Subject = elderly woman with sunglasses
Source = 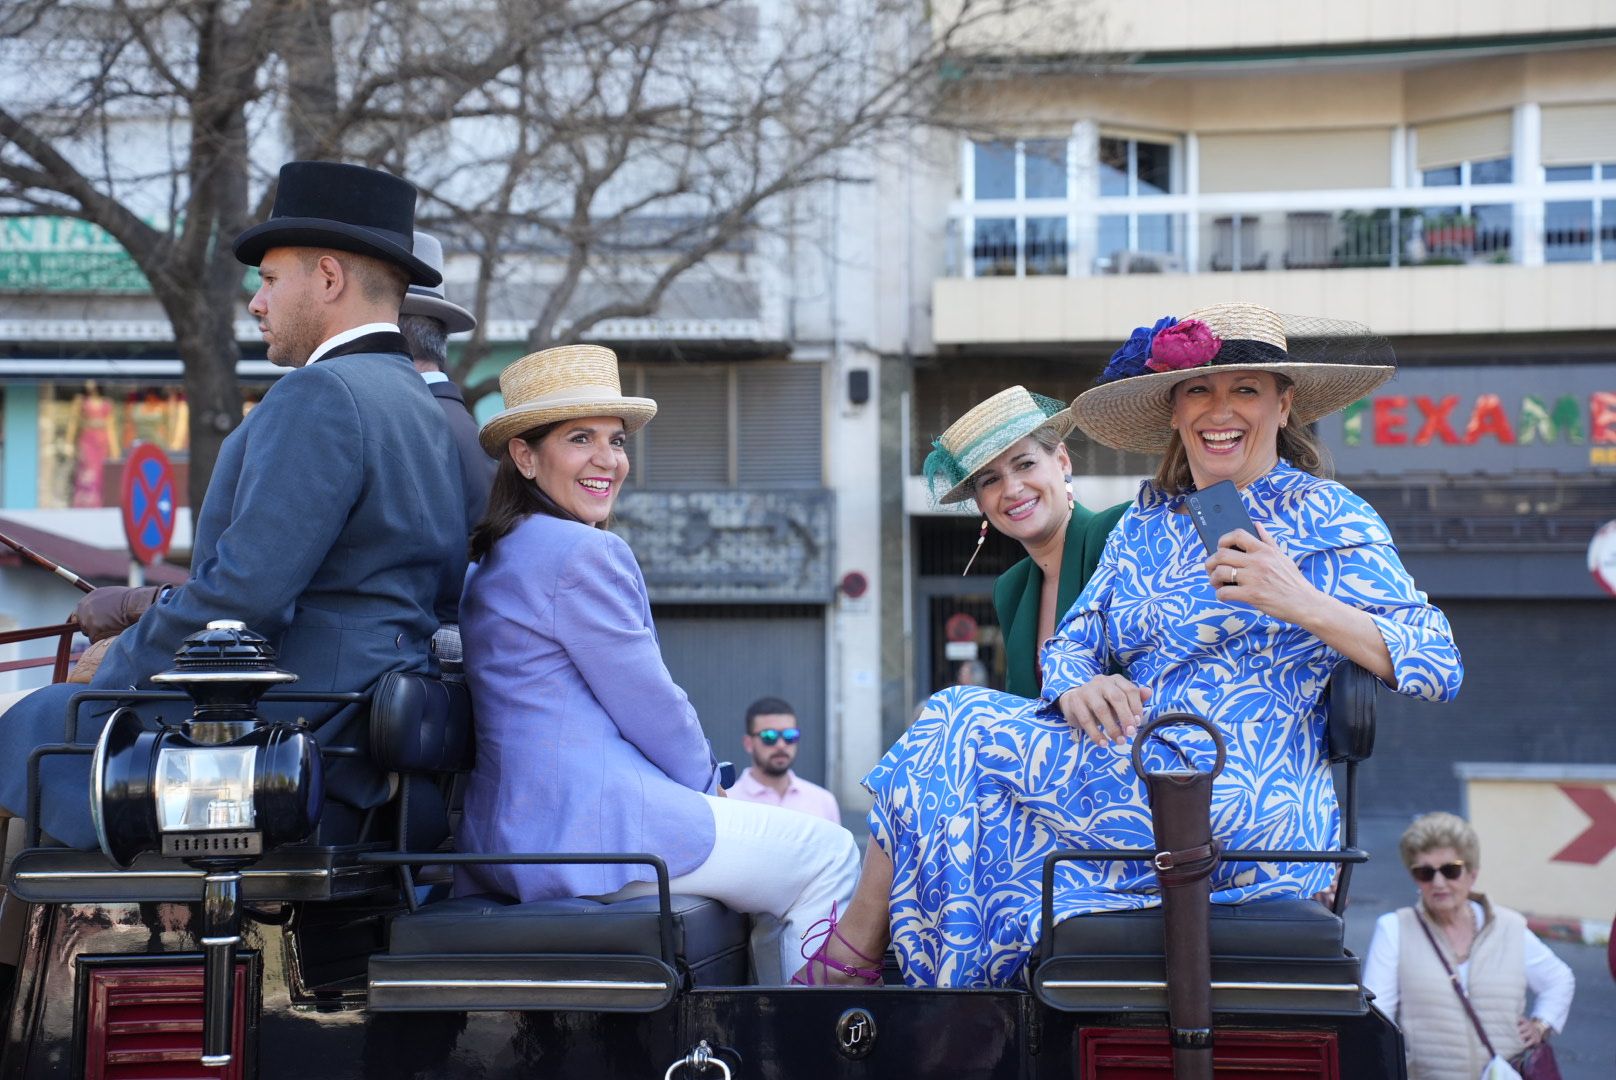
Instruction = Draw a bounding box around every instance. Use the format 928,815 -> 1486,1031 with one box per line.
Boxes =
1364,812 -> 1574,1080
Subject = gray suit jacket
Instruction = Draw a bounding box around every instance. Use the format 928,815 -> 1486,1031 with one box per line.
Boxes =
1,333 -> 465,847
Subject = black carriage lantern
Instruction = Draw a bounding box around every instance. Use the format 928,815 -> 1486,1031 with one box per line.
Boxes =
90,619 -> 322,1067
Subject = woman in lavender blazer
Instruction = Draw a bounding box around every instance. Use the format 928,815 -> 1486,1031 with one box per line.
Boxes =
456,345 -> 863,984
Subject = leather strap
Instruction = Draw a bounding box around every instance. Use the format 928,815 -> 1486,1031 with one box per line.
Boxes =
1414,911 -> 1498,1058
1152,839 -> 1223,887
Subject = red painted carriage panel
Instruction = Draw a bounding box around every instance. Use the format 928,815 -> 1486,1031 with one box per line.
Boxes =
1080,1026 -> 1338,1079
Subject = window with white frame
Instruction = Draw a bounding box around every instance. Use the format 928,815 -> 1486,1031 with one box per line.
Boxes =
1415,155 -> 1514,261
965,138 -> 1070,277
1096,133 -> 1179,271
1544,162 -> 1616,263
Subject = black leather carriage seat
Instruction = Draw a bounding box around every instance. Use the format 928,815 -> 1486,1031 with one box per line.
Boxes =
371,893 -> 748,1012
363,670 -> 751,1013
1032,662 -> 1380,1018
1033,898 -> 1362,1016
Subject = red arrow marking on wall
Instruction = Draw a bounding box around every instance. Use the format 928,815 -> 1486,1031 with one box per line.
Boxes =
1549,786 -> 1616,865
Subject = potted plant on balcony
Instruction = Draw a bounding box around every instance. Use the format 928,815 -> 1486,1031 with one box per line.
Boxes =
1332,210 -> 1393,268
1421,211 -> 1475,253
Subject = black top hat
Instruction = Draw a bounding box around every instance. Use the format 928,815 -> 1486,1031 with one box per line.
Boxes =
232,161 -> 440,287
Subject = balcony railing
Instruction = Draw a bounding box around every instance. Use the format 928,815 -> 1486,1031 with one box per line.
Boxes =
945,185 -> 1616,278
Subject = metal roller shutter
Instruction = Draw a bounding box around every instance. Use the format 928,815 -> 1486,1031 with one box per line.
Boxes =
1415,112 -> 1511,171
737,363 -> 822,488
1359,599 -> 1616,815
1541,102 -> 1616,166
641,367 -> 729,487
652,604 -> 830,786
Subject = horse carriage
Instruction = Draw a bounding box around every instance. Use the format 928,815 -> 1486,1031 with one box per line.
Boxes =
0,607 -> 1406,1079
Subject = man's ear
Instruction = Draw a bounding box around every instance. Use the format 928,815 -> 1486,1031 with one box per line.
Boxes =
315,253 -> 347,301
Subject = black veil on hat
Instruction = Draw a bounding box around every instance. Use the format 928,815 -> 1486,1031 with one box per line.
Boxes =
1072,302 -> 1398,454
233,161 -> 440,287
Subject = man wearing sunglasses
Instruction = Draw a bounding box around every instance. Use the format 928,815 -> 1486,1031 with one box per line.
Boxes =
728,697 -> 841,824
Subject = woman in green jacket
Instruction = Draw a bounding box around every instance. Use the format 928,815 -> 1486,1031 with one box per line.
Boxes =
923,386 -> 1127,695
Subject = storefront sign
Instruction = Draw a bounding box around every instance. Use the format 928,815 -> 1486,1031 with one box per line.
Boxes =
1316,364 -> 1616,474
0,216 -> 150,292
613,489 -> 833,603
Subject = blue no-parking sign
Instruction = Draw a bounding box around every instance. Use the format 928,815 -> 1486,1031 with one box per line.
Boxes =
120,442 -> 176,565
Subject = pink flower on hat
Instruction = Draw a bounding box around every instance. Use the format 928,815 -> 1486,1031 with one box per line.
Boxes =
1146,319 -> 1221,372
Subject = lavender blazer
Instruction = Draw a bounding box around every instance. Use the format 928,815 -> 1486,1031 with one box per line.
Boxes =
456,513 -> 720,900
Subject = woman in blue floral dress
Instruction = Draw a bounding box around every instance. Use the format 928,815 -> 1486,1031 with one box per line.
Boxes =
797,302 -> 1464,988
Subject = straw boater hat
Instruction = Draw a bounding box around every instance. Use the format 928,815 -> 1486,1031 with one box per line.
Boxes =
477,344 -> 657,456
922,385 -> 1078,508
399,231 -> 476,334
1071,302 -> 1396,454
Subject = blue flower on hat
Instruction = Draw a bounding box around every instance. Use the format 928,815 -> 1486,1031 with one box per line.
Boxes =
1098,316 -> 1178,384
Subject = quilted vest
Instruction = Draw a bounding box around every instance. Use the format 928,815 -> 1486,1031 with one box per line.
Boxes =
1396,897 -> 1526,1080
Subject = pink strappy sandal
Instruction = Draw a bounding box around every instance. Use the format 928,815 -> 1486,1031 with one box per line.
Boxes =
790,902 -> 883,986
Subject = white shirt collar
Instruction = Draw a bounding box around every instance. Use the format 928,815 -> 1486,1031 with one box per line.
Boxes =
308,322 -> 400,365
419,370 -> 449,385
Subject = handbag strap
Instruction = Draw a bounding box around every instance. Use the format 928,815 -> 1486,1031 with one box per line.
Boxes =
1414,911 -> 1498,1058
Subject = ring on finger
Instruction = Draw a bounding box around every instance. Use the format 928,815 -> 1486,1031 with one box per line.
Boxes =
1230,567 -> 1238,585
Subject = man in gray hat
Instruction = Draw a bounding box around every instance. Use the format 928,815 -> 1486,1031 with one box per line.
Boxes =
400,231 -> 496,552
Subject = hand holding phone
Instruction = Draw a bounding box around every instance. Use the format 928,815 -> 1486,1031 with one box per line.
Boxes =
1186,480 -> 1257,555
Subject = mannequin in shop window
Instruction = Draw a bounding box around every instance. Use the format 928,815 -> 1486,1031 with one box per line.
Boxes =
64,380 -> 120,508
123,388 -> 172,454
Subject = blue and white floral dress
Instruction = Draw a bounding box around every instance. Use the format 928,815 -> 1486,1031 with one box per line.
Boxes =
865,462 -> 1463,987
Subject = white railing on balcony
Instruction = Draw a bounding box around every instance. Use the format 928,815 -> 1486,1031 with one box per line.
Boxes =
945,179 -> 1616,278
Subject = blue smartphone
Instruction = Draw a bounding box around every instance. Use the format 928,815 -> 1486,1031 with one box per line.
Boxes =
1186,480 -> 1256,555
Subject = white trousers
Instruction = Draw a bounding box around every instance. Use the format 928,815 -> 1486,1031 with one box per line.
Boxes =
598,794 -> 861,984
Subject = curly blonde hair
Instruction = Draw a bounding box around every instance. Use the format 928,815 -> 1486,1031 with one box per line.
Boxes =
1398,811 -> 1480,870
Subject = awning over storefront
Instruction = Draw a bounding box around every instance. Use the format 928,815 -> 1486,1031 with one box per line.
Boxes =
0,359 -> 283,383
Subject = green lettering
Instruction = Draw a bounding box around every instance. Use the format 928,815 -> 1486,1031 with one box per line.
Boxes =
1519,395 -> 1585,444
1340,398 -> 1368,447
0,218 -> 36,248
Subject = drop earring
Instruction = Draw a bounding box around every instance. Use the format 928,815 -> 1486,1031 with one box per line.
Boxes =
962,517 -> 989,576
1064,473 -> 1075,512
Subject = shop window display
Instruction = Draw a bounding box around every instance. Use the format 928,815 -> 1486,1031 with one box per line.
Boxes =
33,382 -> 256,509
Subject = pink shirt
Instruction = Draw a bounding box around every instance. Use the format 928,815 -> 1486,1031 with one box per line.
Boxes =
729,768 -> 841,824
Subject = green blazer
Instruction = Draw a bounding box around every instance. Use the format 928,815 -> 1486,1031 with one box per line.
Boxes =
992,501 -> 1129,699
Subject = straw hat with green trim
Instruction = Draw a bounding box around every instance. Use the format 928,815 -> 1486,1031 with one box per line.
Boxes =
923,386 -> 1078,508
1070,302 -> 1396,454
478,344 -> 657,456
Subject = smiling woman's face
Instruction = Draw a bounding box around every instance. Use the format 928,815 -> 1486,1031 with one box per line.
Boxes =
1170,370 -> 1293,490
511,416 -> 629,526
969,436 -> 1071,550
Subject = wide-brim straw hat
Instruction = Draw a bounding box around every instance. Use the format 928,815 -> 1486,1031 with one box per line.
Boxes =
1071,302 -> 1396,454
922,386 -> 1078,508
399,231 -> 476,333
478,344 -> 657,456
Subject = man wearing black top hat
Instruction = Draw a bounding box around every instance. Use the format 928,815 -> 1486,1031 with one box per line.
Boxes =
0,162 -> 465,852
